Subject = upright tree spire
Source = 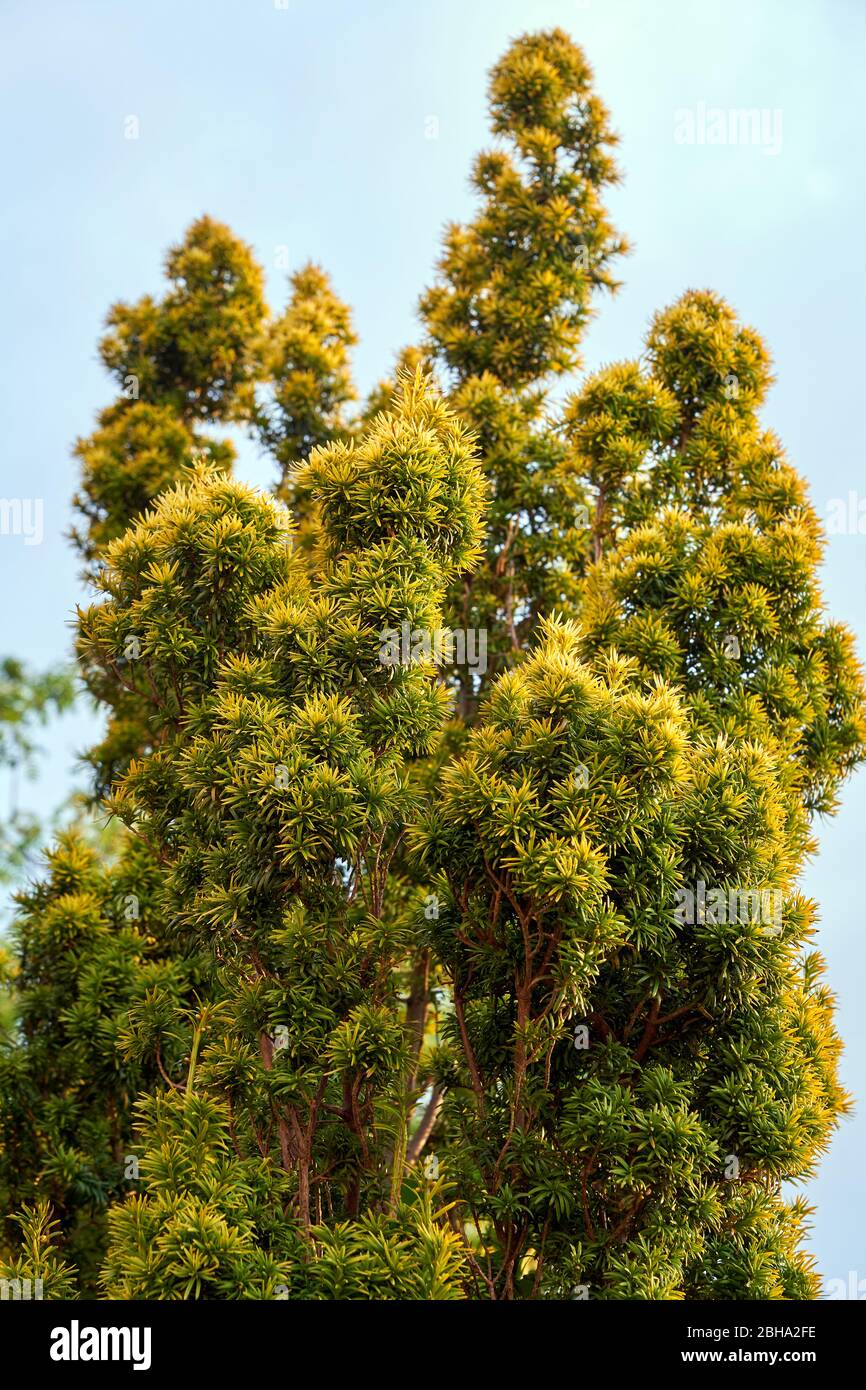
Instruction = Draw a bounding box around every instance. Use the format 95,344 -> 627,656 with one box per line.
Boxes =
98,215 -> 267,425
565,290 -> 866,814
254,262 -> 357,493
421,28 -> 627,389
71,216 -> 268,570
415,30 -> 629,707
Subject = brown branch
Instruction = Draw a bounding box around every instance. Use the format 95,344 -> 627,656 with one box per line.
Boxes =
657,999 -> 709,1027
581,1149 -> 599,1242
259,1031 -> 296,1170
453,988 -> 486,1113
155,1045 -> 183,1091
592,484 -> 607,564
607,1193 -> 648,1246
623,992 -> 652,1042
632,996 -> 661,1065
494,518 -> 519,578
405,949 -> 431,1088
588,1011 -> 613,1043
531,1214 -> 553,1299
406,1086 -> 444,1167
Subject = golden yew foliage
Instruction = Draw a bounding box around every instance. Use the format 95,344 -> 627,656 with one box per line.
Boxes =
1,31 -> 864,1303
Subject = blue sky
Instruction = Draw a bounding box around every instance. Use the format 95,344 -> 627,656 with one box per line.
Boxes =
1,0 -> 864,1291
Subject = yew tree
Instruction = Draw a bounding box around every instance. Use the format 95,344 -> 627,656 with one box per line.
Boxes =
1,28 -> 863,1302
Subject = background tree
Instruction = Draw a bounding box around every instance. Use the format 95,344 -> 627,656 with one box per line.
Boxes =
0,658 -> 76,887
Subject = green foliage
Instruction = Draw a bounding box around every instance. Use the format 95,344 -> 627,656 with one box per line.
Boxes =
566,290 -> 866,814
0,657 -> 76,885
255,263 -> 357,488
411,617 -> 845,1297
420,28 -> 627,388
0,1201 -> 77,1300
71,216 -> 269,569
69,216 -> 269,801
73,374 -> 486,1296
415,28 -> 629,704
71,402 -> 234,565
98,215 -> 267,425
0,832 -> 194,1291
99,1092 -> 466,1300
1,29 -> 863,1305
75,464 -> 295,799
